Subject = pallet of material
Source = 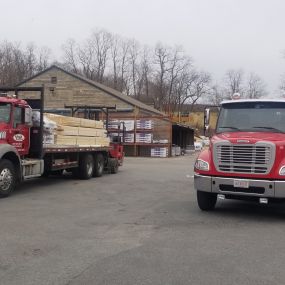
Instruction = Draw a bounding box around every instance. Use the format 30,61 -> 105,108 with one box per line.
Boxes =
45,113 -> 104,129
43,113 -> 108,146
56,127 -> 107,137
78,127 -> 107,137
54,135 -> 110,147
45,113 -> 81,127
56,126 -> 79,136
55,135 -> 77,145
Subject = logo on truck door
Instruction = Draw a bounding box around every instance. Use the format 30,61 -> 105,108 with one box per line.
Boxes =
13,134 -> 25,142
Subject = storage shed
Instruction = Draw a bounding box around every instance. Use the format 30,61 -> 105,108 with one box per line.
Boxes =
17,65 -> 172,157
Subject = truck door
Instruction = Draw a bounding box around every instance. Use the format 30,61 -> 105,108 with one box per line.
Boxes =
8,105 -> 30,156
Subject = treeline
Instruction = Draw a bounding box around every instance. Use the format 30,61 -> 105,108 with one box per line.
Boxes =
0,42 -> 51,86
61,29 -> 212,113
0,28 -> 274,113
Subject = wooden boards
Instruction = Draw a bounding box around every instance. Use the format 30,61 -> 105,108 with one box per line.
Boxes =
45,114 -> 104,129
55,135 -> 110,146
44,113 -> 109,147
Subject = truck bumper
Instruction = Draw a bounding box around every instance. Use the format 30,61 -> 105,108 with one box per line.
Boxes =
194,174 -> 285,198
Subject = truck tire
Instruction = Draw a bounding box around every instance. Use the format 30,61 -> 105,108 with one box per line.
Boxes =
78,154 -> 94,180
93,153 -> 104,177
110,159 -> 118,174
0,159 -> 16,198
197,190 -> 217,211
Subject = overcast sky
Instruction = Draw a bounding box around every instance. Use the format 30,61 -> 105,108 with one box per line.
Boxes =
1,0 -> 285,94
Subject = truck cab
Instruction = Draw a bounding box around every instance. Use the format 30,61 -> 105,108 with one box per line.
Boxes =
0,96 -> 32,157
194,99 -> 285,210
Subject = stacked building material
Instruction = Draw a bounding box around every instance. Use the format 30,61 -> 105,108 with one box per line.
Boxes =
151,147 -> 168,157
124,133 -> 135,143
136,119 -> 153,130
107,119 -> 134,131
43,113 -> 109,147
136,133 -> 153,143
32,111 -> 57,144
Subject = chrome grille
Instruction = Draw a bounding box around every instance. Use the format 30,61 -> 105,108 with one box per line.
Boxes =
213,142 -> 275,174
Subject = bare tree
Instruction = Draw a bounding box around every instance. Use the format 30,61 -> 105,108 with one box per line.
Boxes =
90,29 -> 112,83
153,43 -> 171,110
224,69 -> 244,97
188,72 -> 212,110
0,41 -> 51,86
62,39 -> 79,73
77,39 -> 96,80
166,47 -> 191,113
140,46 -> 152,99
36,46 -> 51,72
128,40 -> 140,98
246,72 -> 267,98
208,84 -> 226,105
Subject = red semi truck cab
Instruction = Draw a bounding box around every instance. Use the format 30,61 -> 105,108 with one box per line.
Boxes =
194,99 -> 285,210
0,97 -> 32,156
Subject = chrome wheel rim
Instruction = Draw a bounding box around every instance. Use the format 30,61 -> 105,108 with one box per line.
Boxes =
98,159 -> 104,173
0,168 -> 12,191
87,160 -> 93,176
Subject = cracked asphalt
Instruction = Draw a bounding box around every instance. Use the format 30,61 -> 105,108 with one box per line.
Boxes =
1,156 -> 285,285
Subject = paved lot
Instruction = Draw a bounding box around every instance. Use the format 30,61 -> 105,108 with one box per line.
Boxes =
1,156 -> 285,284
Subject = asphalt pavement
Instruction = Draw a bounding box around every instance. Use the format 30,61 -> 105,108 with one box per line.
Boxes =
0,156 -> 285,285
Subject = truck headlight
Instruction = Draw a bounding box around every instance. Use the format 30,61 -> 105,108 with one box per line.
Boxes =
279,166 -> 285,175
194,159 -> 209,171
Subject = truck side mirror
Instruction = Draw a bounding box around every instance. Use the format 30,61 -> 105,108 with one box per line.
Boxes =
25,107 -> 33,126
204,108 -> 210,136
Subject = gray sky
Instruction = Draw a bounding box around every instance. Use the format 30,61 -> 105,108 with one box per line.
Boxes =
1,0 -> 285,94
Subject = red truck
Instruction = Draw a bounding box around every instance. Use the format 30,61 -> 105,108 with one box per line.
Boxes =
0,87 -> 124,197
194,98 -> 285,210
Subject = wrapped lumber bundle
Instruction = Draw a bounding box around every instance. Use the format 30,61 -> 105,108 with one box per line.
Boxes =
32,111 -> 57,144
43,113 -> 109,147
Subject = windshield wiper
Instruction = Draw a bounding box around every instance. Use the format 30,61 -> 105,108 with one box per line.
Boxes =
252,126 -> 285,133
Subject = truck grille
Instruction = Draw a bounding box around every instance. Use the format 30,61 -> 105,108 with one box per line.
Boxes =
213,142 -> 275,174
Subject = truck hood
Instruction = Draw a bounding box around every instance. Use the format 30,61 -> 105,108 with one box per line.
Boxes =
213,132 -> 285,143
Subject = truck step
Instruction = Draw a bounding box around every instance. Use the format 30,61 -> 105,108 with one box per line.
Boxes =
22,159 -> 41,166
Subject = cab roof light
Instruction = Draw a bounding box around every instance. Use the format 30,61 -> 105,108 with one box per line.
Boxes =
232,92 -> 241,100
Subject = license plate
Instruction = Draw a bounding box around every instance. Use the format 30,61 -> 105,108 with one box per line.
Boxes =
234,179 -> 249,188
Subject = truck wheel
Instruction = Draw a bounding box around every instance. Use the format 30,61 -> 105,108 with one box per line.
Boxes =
110,159 -> 118,174
78,154 -> 94,180
93,153 -> 104,177
52,170 -> 64,176
0,159 -> 16,198
197,190 -> 217,211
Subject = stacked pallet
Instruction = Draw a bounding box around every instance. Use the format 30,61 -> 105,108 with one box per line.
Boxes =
107,119 -> 134,131
136,133 -> 153,143
44,114 -> 110,147
136,119 -> 153,130
151,147 -> 168,157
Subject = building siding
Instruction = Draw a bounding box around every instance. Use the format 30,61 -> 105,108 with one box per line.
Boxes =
18,67 -> 133,110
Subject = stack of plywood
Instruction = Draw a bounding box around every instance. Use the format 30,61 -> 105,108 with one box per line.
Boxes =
44,113 -> 109,147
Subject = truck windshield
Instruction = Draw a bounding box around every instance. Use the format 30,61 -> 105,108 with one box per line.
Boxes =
0,103 -> 11,123
216,102 -> 285,133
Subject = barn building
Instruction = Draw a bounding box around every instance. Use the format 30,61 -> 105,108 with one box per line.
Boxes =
16,65 -> 178,157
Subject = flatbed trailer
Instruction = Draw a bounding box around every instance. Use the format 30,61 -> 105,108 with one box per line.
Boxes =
0,87 -> 122,197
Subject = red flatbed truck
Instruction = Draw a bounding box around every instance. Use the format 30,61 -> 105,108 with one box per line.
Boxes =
194,97 -> 285,210
0,87 -> 123,197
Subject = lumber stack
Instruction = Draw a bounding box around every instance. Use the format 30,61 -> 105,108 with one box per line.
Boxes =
44,113 -> 110,147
